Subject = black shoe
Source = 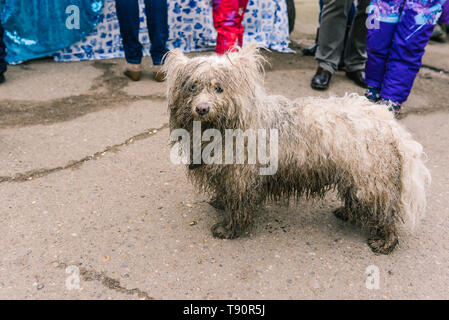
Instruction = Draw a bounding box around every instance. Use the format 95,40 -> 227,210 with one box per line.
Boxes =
0,73 -> 5,84
302,43 -> 317,56
311,67 -> 332,90
346,70 -> 367,88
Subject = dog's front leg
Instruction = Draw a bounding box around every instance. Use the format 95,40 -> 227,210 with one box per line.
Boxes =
211,189 -> 263,239
211,207 -> 255,239
208,196 -> 226,211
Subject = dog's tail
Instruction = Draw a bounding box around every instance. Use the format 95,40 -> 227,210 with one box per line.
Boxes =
391,123 -> 431,229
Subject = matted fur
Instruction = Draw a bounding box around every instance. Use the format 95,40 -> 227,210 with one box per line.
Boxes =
163,45 -> 431,254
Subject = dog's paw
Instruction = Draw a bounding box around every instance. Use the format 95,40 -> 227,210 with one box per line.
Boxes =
333,207 -> 349,222
211,222 -> 235,239
367,236 -> 398,255
208,197 -> 225,211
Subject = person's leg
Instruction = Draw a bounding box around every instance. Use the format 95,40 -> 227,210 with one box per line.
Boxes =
343,0 -> 370,73
115,0 -> 143,65
338,0 -> 359,71
348,1 -> 356,23
380,0 -> 442,106
0,22 -> 7,77
144,0 -> 168,66
364,0 -> 402,100
319,0 -> 324,22
302,0 -> 322,56
212,0 -> 249,55
236,0 -> 249,48
315,0 -> 352,73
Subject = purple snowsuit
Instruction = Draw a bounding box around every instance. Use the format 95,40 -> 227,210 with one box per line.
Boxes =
366,0 -> 447,104
440,0 -> 449,23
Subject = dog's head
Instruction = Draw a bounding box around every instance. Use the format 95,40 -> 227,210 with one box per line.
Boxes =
163,45 -> 265,131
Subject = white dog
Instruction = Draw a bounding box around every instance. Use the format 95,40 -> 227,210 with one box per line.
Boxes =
163,45 -> 431,254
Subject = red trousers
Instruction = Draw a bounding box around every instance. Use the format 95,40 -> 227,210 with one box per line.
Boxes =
212,0 -> 249,54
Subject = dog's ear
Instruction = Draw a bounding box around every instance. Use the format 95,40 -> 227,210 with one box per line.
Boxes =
162,50 -> 188,84
226,44 -> 266,90
226,44 -> 266,95
227,44 -> 265,75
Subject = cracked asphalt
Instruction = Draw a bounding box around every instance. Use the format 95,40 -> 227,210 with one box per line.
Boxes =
1,1 -> 448,299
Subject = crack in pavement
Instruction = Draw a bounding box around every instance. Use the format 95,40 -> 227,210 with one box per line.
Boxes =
0,124 -> 168,184
55,262 -> 154,300
422,64 -> 449,74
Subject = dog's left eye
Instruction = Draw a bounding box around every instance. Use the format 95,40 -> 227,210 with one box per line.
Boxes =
189,84 -> 196,92
215,85 -> 223,93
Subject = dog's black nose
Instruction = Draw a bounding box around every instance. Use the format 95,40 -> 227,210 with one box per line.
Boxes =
195,103 -> 210,116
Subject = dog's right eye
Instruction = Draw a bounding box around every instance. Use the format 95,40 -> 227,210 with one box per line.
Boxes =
189,84 -> 196,92
215,85 -> 223,94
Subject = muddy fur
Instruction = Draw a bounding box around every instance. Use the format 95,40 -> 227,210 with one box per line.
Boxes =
163,45 -> 431,255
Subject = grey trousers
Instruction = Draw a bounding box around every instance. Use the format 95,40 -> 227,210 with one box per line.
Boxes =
315,0 -> 369,74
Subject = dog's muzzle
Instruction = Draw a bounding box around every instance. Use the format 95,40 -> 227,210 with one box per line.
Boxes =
195,103 -> 210,117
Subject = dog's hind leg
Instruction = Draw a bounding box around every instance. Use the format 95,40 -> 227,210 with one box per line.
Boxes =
367,221 -> 399,255
366,205 -> 399,254
333,187 -> 359,223
336,204 -> 399,254
333,206 -> 350,222
336,186 -> 399,254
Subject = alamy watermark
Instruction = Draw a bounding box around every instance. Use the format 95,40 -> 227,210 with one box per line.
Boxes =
65,265 -> 81,290
170,121 -> 279,175
365,265 -> 380,290
66,5 -> 80,30
366,5 -> 380,30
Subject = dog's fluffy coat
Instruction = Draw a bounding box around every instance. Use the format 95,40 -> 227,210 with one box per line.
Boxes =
163,46 -> 431,254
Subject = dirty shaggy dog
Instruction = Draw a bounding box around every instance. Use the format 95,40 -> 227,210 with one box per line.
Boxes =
163,45 -> 431,254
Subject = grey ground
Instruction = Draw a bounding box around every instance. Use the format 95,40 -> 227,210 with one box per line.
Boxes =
0,0 -> 448,299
